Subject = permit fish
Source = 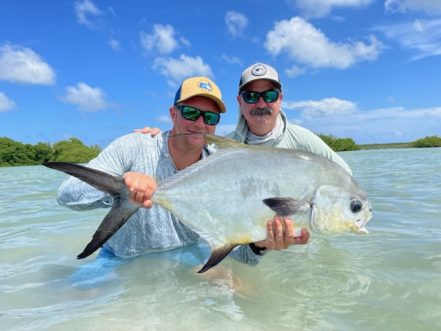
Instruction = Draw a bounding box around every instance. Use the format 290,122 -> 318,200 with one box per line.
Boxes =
44,134 -> 372,273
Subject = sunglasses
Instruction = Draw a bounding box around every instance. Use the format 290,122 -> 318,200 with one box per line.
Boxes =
240,89 -> 280,104
175,105 -> 220,126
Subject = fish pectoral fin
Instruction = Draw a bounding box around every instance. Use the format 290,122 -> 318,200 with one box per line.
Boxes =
197,243 -> 238,274
263,197 -> 310,216
77,197 -> 140,259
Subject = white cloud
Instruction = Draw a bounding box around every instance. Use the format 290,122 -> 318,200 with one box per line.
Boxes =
285,65 -> 307,77
385,0 -> 441,15
225,11 -> 248,38
376,18 -> 441,60
285,101 -> 441,143
221,54 -> 242,66
109,38 -> 121,51
288,0 -> 374,18
0,44 -> 56,85
74,0 -> 102,27
157,115 -> 172,124
140,24 -> 189,55
0,92 -> 15,112
153,54 -> 213,86
284,97 -> 357,117
62,82 -> 109,111
265,17 -> 383,69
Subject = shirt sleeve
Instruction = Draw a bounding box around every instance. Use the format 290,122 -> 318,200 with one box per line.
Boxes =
284,125 -> 353,175
229,244 -> 265,266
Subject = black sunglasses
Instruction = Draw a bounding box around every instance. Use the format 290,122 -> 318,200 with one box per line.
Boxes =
240,89 -> 280,104
175,105 -> 220,125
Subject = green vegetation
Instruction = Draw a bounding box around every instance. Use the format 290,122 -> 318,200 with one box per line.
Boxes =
318,134 -> 359,151
1,134 -> 440,167
359,136 -> 441,150
357,142 -> 411,150
316,134 -> 441,151
0,137 -> 100,167
51,138 -> 101,162
411,136 -> 441,148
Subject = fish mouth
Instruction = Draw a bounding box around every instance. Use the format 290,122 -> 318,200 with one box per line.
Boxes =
354,219 -> 369,234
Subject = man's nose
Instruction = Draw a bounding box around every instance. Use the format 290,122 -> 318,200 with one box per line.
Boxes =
194,114 -> 206,126
255,95 -> 267,107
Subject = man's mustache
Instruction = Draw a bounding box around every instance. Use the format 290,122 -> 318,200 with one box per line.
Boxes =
250,107 -> 273,116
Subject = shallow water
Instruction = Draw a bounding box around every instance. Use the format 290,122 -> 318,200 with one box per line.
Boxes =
1,148 -> 440,330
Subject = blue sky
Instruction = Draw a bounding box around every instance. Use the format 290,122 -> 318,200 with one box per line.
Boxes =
1,0 -> 440,146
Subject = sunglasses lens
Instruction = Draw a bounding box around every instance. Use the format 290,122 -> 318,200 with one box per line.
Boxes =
181,106 -> 201,121
241,90 -> 279,103
204,112 -> 220,125
262,90 -> 279,102
242,91 -> 260,103
180,105 -> 219,125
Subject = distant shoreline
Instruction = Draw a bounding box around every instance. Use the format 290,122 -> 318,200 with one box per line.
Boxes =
1,135 -> 440,167
356,142 -> 414,150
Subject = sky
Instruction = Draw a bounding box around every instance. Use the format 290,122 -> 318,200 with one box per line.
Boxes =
0,0 -> 440,147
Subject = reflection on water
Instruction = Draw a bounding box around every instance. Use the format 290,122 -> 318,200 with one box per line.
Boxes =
1,148 -> 441,330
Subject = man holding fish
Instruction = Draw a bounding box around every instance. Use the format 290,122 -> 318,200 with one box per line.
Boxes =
56,75 -> 309,269
134,63 -> 353,257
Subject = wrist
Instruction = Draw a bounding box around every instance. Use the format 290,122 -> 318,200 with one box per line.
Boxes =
249,243 -> 267,256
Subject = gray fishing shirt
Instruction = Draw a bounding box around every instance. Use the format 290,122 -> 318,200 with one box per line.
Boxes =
57,131 -> 261,266
227,110 -> 352,174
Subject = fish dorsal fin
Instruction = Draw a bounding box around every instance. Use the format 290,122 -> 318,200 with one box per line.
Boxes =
204,134 -> 249,150
156,135 -> 247,192
263,197 -> 311,216
198,243 -> 238,273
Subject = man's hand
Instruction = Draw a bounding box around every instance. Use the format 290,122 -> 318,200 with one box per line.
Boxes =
122,172 -> 157,208
254,215 -> 310,250
134,126 -> 162,136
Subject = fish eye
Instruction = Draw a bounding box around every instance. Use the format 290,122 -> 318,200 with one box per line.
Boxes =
350,199 -> 363,213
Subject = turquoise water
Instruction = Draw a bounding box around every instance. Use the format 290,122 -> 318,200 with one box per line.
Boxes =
1,148 -> 440,330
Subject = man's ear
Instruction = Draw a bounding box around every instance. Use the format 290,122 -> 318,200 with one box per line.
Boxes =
170,106 -> 177,124
237,95 -> 244,113
237,94 -> 243,105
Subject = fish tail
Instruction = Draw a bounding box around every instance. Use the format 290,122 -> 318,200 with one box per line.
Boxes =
198,243 -> 238,273
44,162 -> 127,195
44,162 -> 139,259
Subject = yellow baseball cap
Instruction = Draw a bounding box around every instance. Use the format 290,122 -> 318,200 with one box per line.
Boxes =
174,76 -> 226,113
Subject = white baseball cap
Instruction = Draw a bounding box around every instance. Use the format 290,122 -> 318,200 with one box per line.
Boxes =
238,63 -> 282,91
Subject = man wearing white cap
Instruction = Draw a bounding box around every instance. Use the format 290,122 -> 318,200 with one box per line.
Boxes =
221,63 -> 351,256
230,62 -> 351,173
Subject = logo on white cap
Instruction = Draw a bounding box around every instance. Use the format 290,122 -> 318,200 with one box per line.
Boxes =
251,64 -> 267,76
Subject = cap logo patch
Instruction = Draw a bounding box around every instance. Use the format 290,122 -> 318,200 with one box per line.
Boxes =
198,81 -> 213,91
251,64 -> 267,76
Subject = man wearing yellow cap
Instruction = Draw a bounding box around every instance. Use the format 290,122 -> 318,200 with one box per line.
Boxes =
137,64 -> 353,257
57,76 -> 307,267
